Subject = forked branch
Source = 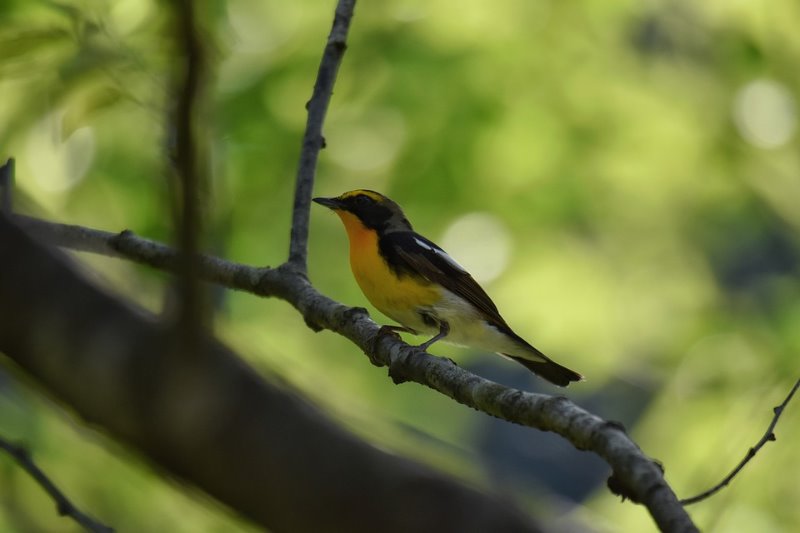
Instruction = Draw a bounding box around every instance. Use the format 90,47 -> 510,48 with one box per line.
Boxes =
11,213 -> 698,533
0,0 -> 707,530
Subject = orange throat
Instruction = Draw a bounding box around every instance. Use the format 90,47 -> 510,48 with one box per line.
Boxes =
334,210 -> 386,303
333,209 -> 440,325
335,210 -> 377,256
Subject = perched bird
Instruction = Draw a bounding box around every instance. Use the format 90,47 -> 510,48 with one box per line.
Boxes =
313,189 -> 582,387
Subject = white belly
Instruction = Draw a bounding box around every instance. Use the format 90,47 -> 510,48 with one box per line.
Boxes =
397,289 -> 533,357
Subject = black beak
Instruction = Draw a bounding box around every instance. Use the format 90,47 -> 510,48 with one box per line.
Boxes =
312,196 -> 343,210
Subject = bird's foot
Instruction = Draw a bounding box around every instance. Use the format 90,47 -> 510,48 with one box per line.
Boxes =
368,325 -> 412,366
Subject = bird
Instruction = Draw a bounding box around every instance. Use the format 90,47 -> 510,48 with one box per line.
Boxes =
313,189 -> 583,387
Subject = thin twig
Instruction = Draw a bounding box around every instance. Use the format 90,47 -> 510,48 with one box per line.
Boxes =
681,377 -> 800,506
0,158 -> 13,213
0,437 -> 114,533
287,0 -> 357,271
13,216 -> 265,288
11,214 -> 698,533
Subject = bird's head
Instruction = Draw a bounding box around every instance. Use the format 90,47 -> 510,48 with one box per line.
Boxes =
313,189 -> 412,233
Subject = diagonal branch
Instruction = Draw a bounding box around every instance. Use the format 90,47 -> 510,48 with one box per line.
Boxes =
0,214 -> 540,533
12,214 -> 698,533
680,377 -> 800,506
287,0 -> 357,271
0,437 -> 114,533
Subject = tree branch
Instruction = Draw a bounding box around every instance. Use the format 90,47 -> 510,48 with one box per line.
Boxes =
11,213 -> 699,533
680,377 -> 800,506
172,0 -> 210,342
0,436 -> 114,533
287,0 -> 356,271
0,214 -> 540,532
1,3 -> 699,529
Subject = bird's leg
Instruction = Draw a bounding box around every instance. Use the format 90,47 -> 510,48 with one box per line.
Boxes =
418,321 -> 450,351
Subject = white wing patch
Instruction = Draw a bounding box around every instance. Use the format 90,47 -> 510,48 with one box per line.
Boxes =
413,237 -> 433,251
434,247 -> 466,272
413,237 -> 466,272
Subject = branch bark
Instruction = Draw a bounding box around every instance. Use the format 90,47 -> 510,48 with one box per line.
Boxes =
0,214 -> 540,533
11,213 -> 699,533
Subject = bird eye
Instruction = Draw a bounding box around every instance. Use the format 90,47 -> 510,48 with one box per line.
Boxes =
354,194 -> 373,207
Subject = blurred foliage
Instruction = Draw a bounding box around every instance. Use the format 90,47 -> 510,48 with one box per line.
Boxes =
1,0 -> 799,531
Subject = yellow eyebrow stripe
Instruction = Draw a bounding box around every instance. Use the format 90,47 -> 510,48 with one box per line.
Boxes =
338,189 -> 384,202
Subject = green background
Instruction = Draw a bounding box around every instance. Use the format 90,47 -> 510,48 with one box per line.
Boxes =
1,0 -> 799,531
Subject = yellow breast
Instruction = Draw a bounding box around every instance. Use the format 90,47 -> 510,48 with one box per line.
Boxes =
335,211 -> 440,322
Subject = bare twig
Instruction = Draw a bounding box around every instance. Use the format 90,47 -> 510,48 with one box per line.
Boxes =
0,158 -> 13,213
681,377 -> 800,506
14,216 -> 265,288
287,0 -> 357,271
11,214 -> 698,533
0,437 -> 113,533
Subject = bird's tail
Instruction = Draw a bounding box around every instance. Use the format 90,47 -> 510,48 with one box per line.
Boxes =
502,354 -> 583,387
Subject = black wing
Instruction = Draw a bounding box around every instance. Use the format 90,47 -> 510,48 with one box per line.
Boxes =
381,232 -> 584,386
379,232 -> 512,332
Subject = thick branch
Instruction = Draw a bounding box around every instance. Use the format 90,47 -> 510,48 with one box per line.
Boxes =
0,437 -> 114,533
287,0 -> 356,271
11,214 -> 699,533
0,215 -> 540,533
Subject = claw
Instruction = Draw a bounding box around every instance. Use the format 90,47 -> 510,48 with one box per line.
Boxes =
378,325 -> 406,339
368,325 -> 411,366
